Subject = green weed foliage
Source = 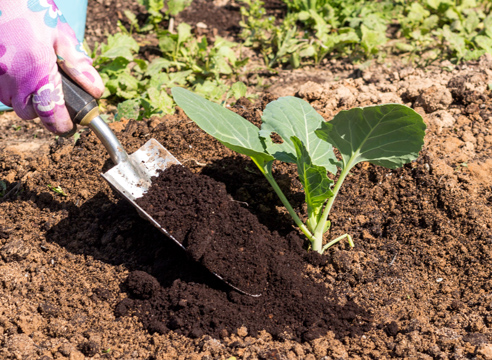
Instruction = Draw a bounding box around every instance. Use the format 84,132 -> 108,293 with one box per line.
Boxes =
91,0 -> 248,120
242,0 -> 492,66
90,0 -> 492,120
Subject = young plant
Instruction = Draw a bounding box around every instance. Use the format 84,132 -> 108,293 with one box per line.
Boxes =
134,0 -> 192,33
172,88 -> 425,254
47,184 -> 68,197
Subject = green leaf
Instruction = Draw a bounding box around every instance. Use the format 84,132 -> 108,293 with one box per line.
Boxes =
140,0 -> 164,13
407,2 -> 430,23
463,49 -> 485,61
464,12 -> 480,34
395,42 -> 415,52
214,36 -> 238,50
147,87 -> 174,114
425,0 -> 442,10
475,35 -> 492,54
171,87 -> 273,164
192,80 -> 228,101
260,96 -> 338,174
442,26 -> 466,58
146,58 -> 172,76
149,70 -> 192,89
116,73 -> 140,92
177,23 -> 192,47
99,33 -> 139,61
337,28 -> 359,44
99,56 -> 130,75
47,184 -> 67,197
159,35 -> 176,53
123,10 -> 140,31
299,44 -> 316,58
133,59 -> 148,72
422,15 -> 439,32
149,73 -> 170,89
213,57 -> 233,74
315,104 -> 426,171
231,81 -> 248,99
115,99 -> 141,121
485,15 -> 492,38
167,0 -> 192,16
291,136 -> 333,211
105,78 -> 119,95
360,24 -> 387,54
168,70 -> 192,86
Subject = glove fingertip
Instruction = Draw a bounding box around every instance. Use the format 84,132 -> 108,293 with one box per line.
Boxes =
58,59 -> 105,99
38,105 -> 75,135
81,68 -> 105,99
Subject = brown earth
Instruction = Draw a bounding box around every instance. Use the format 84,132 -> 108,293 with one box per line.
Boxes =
1,0 -> 492,359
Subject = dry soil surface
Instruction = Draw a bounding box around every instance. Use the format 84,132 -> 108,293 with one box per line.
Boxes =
0,1 -> 492,359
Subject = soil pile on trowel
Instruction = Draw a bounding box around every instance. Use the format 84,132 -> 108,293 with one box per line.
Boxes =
119,164 -> 371,341
135,164 -> 270,296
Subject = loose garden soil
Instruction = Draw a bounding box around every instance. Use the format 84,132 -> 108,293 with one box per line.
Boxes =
0,0 -> 492,359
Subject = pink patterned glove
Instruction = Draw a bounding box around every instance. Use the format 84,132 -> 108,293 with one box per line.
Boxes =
0,0 -> 104,135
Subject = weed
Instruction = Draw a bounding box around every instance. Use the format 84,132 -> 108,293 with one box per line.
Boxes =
125,0 -> 192,33
93,22 -> 249,120
240,0 -> 492,65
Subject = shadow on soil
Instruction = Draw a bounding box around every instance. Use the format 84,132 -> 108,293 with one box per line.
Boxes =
39,190 -> 228,292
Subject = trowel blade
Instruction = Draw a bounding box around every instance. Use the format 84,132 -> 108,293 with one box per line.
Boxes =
101,138 -> 185,250
101,138 -> 261,297
101,138 -> 180,201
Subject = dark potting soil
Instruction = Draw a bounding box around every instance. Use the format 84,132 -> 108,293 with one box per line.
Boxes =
125,164 -> 371,341
135,164 -> 270,296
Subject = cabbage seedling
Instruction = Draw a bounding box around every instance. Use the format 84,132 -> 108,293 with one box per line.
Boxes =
172,88 -> 425,254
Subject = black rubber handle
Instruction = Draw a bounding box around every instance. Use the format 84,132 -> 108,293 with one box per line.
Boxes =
60,70 -> 98,125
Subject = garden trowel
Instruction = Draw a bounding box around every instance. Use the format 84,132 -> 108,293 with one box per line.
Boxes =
60,72 -> 260,297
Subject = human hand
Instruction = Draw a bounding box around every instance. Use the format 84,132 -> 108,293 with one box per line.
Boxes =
0,1 -> 104,135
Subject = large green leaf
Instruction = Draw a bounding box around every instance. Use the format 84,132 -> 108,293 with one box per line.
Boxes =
315,104 -> 426,170
171,88 -> 273,164
291,136 -> 333,210
260,96 -> 338,174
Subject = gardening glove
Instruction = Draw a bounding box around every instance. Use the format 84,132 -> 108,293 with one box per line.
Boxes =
0,0 -> 104,135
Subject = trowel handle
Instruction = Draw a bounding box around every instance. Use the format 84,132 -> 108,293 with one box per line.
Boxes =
60,70 -> 129,165
60,70 -> 100,126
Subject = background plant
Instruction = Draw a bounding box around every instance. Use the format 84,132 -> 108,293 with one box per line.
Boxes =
239,0 -> 492,66
124,0 -> 192,33
91,25 -> 249,120
90,0 -> 492,123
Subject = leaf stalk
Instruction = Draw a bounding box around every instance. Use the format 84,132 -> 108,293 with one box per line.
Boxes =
252,158 -> 316,243
312,155 -> 357,252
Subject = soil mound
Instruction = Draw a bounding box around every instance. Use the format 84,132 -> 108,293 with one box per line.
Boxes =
127,164 -> 371,341
135,164 -> 270,296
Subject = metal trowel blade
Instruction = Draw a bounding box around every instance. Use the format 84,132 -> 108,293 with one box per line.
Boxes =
100,138 -> 261,297
101,138 -> 180,201
101,138 -> 185,249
